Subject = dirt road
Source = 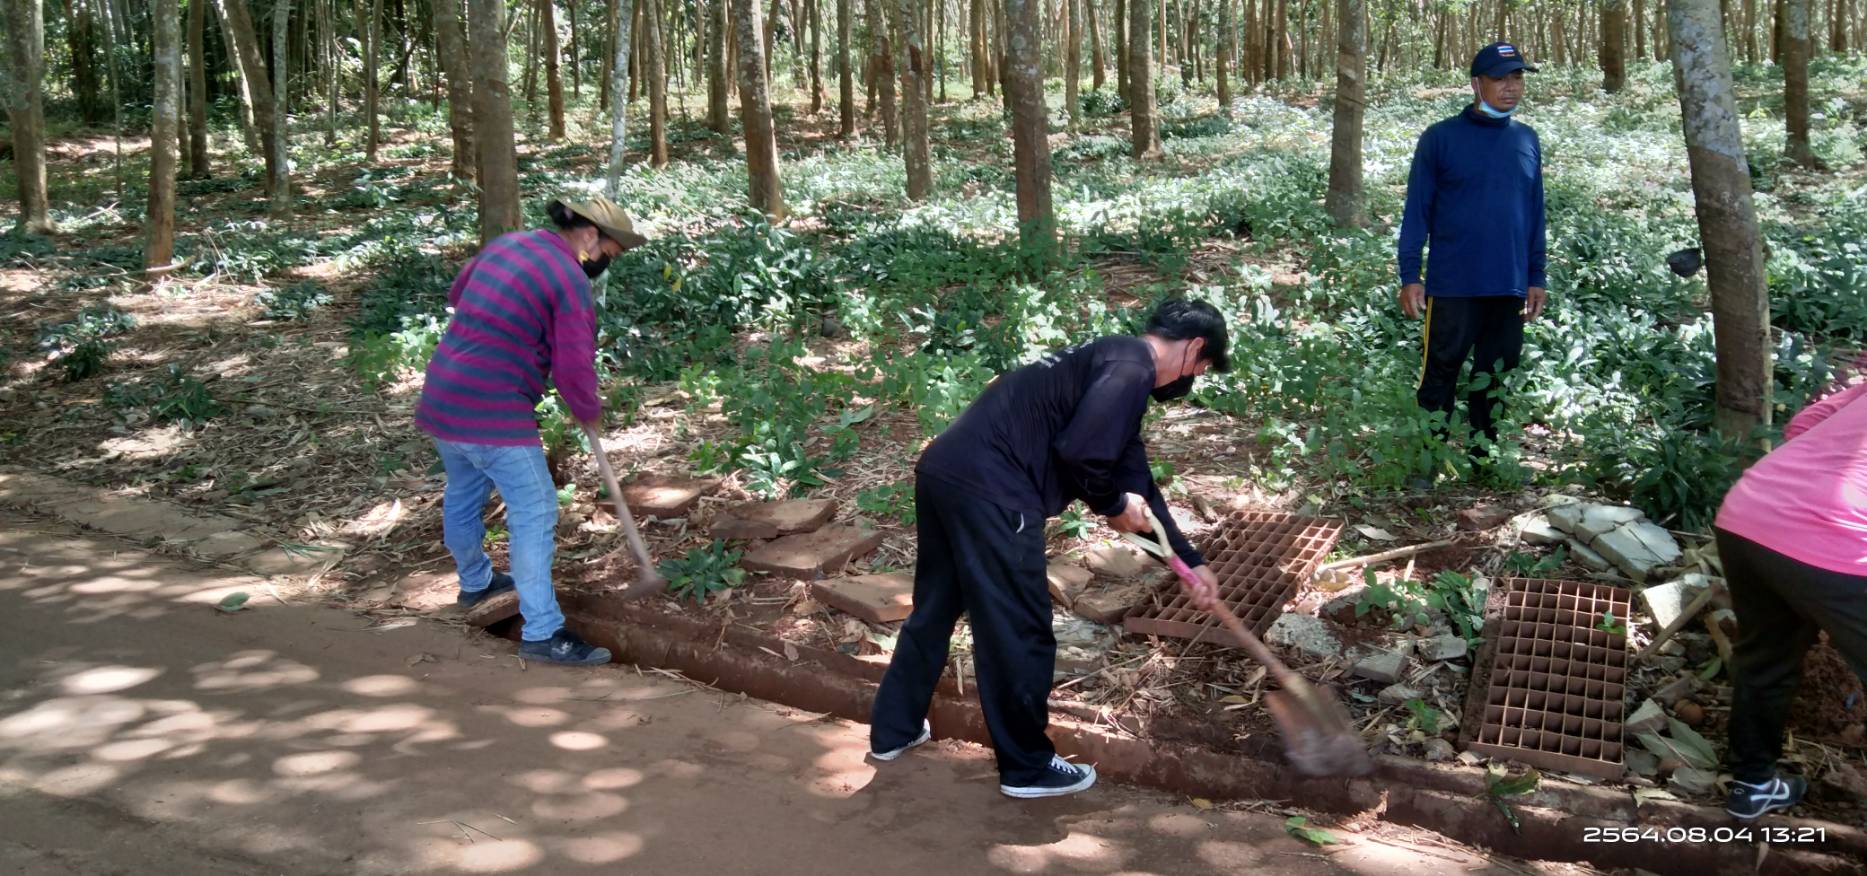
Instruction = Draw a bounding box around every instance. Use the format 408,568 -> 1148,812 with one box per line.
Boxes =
0,510 -> 1560,874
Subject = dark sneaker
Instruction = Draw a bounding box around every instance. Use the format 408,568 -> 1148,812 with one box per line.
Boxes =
458,571 -> 515,609
1000,755 -> 1097,799
1726,774 -> 1806,821
519,629 -> 612,666
870,720 -> 932,762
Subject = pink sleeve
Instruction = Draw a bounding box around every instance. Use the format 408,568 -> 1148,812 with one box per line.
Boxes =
551,299 -> 602,425
1786,380 -> 1867,440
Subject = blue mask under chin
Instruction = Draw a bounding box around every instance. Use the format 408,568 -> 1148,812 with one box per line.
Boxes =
1477,99 -> 1518,119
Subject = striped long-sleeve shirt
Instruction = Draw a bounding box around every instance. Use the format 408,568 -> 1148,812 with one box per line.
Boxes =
415,230 -> 601,446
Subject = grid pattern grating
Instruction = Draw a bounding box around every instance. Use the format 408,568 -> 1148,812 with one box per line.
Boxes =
1465,577 -> 1633,780
1121,510 -> 1342,646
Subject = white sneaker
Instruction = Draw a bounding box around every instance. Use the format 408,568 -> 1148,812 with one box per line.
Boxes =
1000,755 -> 1097,799
870,720 -> 932,761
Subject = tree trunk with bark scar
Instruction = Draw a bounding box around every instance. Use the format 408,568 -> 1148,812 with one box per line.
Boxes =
735,0 -> 786,217
897,0 -> 931,195
1005,0 -> 1054,254
469,0 -> 522,241
1324,0 -> 1363,226
1130,0 -> 1159,156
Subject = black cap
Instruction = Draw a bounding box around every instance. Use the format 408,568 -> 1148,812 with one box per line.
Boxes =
1470,41 -> 1539,78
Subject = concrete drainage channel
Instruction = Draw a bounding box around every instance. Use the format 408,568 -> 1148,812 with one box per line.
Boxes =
532,593 -> 1867,875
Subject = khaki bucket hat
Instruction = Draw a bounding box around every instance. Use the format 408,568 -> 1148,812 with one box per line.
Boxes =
561,196 -> 649,251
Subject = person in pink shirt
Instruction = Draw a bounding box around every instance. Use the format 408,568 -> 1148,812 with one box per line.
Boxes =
1714,374 -> 1867,821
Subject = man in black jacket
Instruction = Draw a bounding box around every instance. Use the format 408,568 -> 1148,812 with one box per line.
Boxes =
869,299 -> 1228,799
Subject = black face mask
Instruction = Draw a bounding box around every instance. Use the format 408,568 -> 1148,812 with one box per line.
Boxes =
580,252 -> 613,279
1151,374 -> 1195,402
1150,345 -> 1198,402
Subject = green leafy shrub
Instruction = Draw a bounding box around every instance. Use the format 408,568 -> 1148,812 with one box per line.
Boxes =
257,280 -> 332,320
658,541 -> 747,604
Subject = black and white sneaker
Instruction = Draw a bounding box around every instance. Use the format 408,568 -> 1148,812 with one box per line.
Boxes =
458,571 -> 515,609
518,629 -> 612,666
1000,755 -> 1097,799
870,720 -> 932,762
1726,774 -> 1806,821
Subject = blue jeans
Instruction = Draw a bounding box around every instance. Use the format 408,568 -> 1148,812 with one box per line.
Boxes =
434,439 -> 565,642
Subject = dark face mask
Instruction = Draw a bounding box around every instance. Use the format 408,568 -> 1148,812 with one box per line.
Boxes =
1150,345 -> 1198,402
580,252 -> 613,279
1151,374 -> 1195,402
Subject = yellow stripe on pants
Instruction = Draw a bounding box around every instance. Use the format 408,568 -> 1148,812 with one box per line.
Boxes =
1417,297 -> 1434,389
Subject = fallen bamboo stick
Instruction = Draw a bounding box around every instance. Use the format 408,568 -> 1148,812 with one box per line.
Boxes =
1313,540 -> 1455,576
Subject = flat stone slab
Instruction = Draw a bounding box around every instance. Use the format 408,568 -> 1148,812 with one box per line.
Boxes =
712,499 -> 838,540
1087,543 -> 1152,579
1640,578 -> 1709,631
1350,648 -> 1409,684
741,525 -> 885,579
1266,613 -> 1345,663
58,497 -> 176,540
1568,539 -> 1612,573
1046,563 -> 1093,607
1071,581 -> 1151,625
1416,633 -> 1469,662
187,530 -> 266,560
617,475 -> 721,519
1574,505 -> 1645,541
811,572 -> 915,623
1517,513 -> 1566,546
1594,523 -> 1678,583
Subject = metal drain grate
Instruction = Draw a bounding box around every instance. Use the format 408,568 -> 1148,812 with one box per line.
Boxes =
1122,510 -> 1342,646
1464,577 -> 1633,780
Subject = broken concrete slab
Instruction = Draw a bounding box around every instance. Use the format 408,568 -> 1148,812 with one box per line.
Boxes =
59,498 -> 176,540
1574,505 -> 1647,542
186,530 -> 267,560
1046,563 -> 1093,608
1568,539 -> 1612,573
811,572 -> 915,624
1627,699 -> 1669,736
1423,738 -> 1458,762
1416,634 -> 1469,663
1594,525 -> 1675,583
1378,684 -> 1425,707
1351,648 -> 1409,684
1265,613 -> 1345,663
242,542 -> 347,578
741,525 -> 885,580
1072,583 -> 1150,625
1668,766 -> 1719,797
1640,578 -> 1710,632
1546,502 -> 1587,534
714,499 -> 838,540
617,475 -> 722,519
1086,542 -> 1152,579
1517,513 -> 1566,546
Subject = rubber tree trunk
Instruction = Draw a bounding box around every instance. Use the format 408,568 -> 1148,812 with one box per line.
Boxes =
365,0 -> 382,159
711,0 -> 732,132
838,0 -> 854,135
1602,0 -> 1628,92
469,0 -> 522,242
187,0 -> 210,176
1783,0 -> 1815,165
645,0 -> 667,162
214,0 -> 284,203
542,0 -> 567,139
1216,0 -> 1231,108
973,0 -> 992,95
1668,0 -> 1772,438
433,0 -> 476,179
811,0 -> 825,111
1324,0 -> 1363,226
605,0 -> 635,193
734,0 -> 786,217
270,0 -> 290,214
1065,0 -> 1081,124
68,0 -> 107,124
1116,0 -> 1127,95
1004,0 -> 1053,256
869,0 -> 899,145
1086,0 -> 1105,88
3,0 -> 52,234
1129,0 -> 1160,156
146,0 -> 181,267
896,0 -> 932,195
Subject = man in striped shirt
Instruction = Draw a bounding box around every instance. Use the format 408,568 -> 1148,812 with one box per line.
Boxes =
417,197 -> 647,666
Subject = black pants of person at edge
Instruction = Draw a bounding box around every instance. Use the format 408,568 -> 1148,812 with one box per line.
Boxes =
871,478 -> 1059,787
1718,529 -> 1867,783
1417,294 -> 1525,445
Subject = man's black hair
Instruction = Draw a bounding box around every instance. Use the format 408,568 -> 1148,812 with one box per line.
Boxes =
1144,298 -> 1230,373
545,199 -> 596,232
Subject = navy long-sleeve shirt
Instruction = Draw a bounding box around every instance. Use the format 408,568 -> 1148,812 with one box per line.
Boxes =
916,336 -> 1205,568
1396,105 -> 1548,298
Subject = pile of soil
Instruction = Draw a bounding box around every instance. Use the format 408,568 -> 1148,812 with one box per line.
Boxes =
1791,639 -> 1867,746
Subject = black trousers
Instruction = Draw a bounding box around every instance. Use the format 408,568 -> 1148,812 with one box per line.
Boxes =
1719,528 -> 1867,782
871,478 -> 1056,785
1417,295 -> 1525,444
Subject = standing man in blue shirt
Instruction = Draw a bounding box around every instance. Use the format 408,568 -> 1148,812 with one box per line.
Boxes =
1397,42 -> 1548,478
